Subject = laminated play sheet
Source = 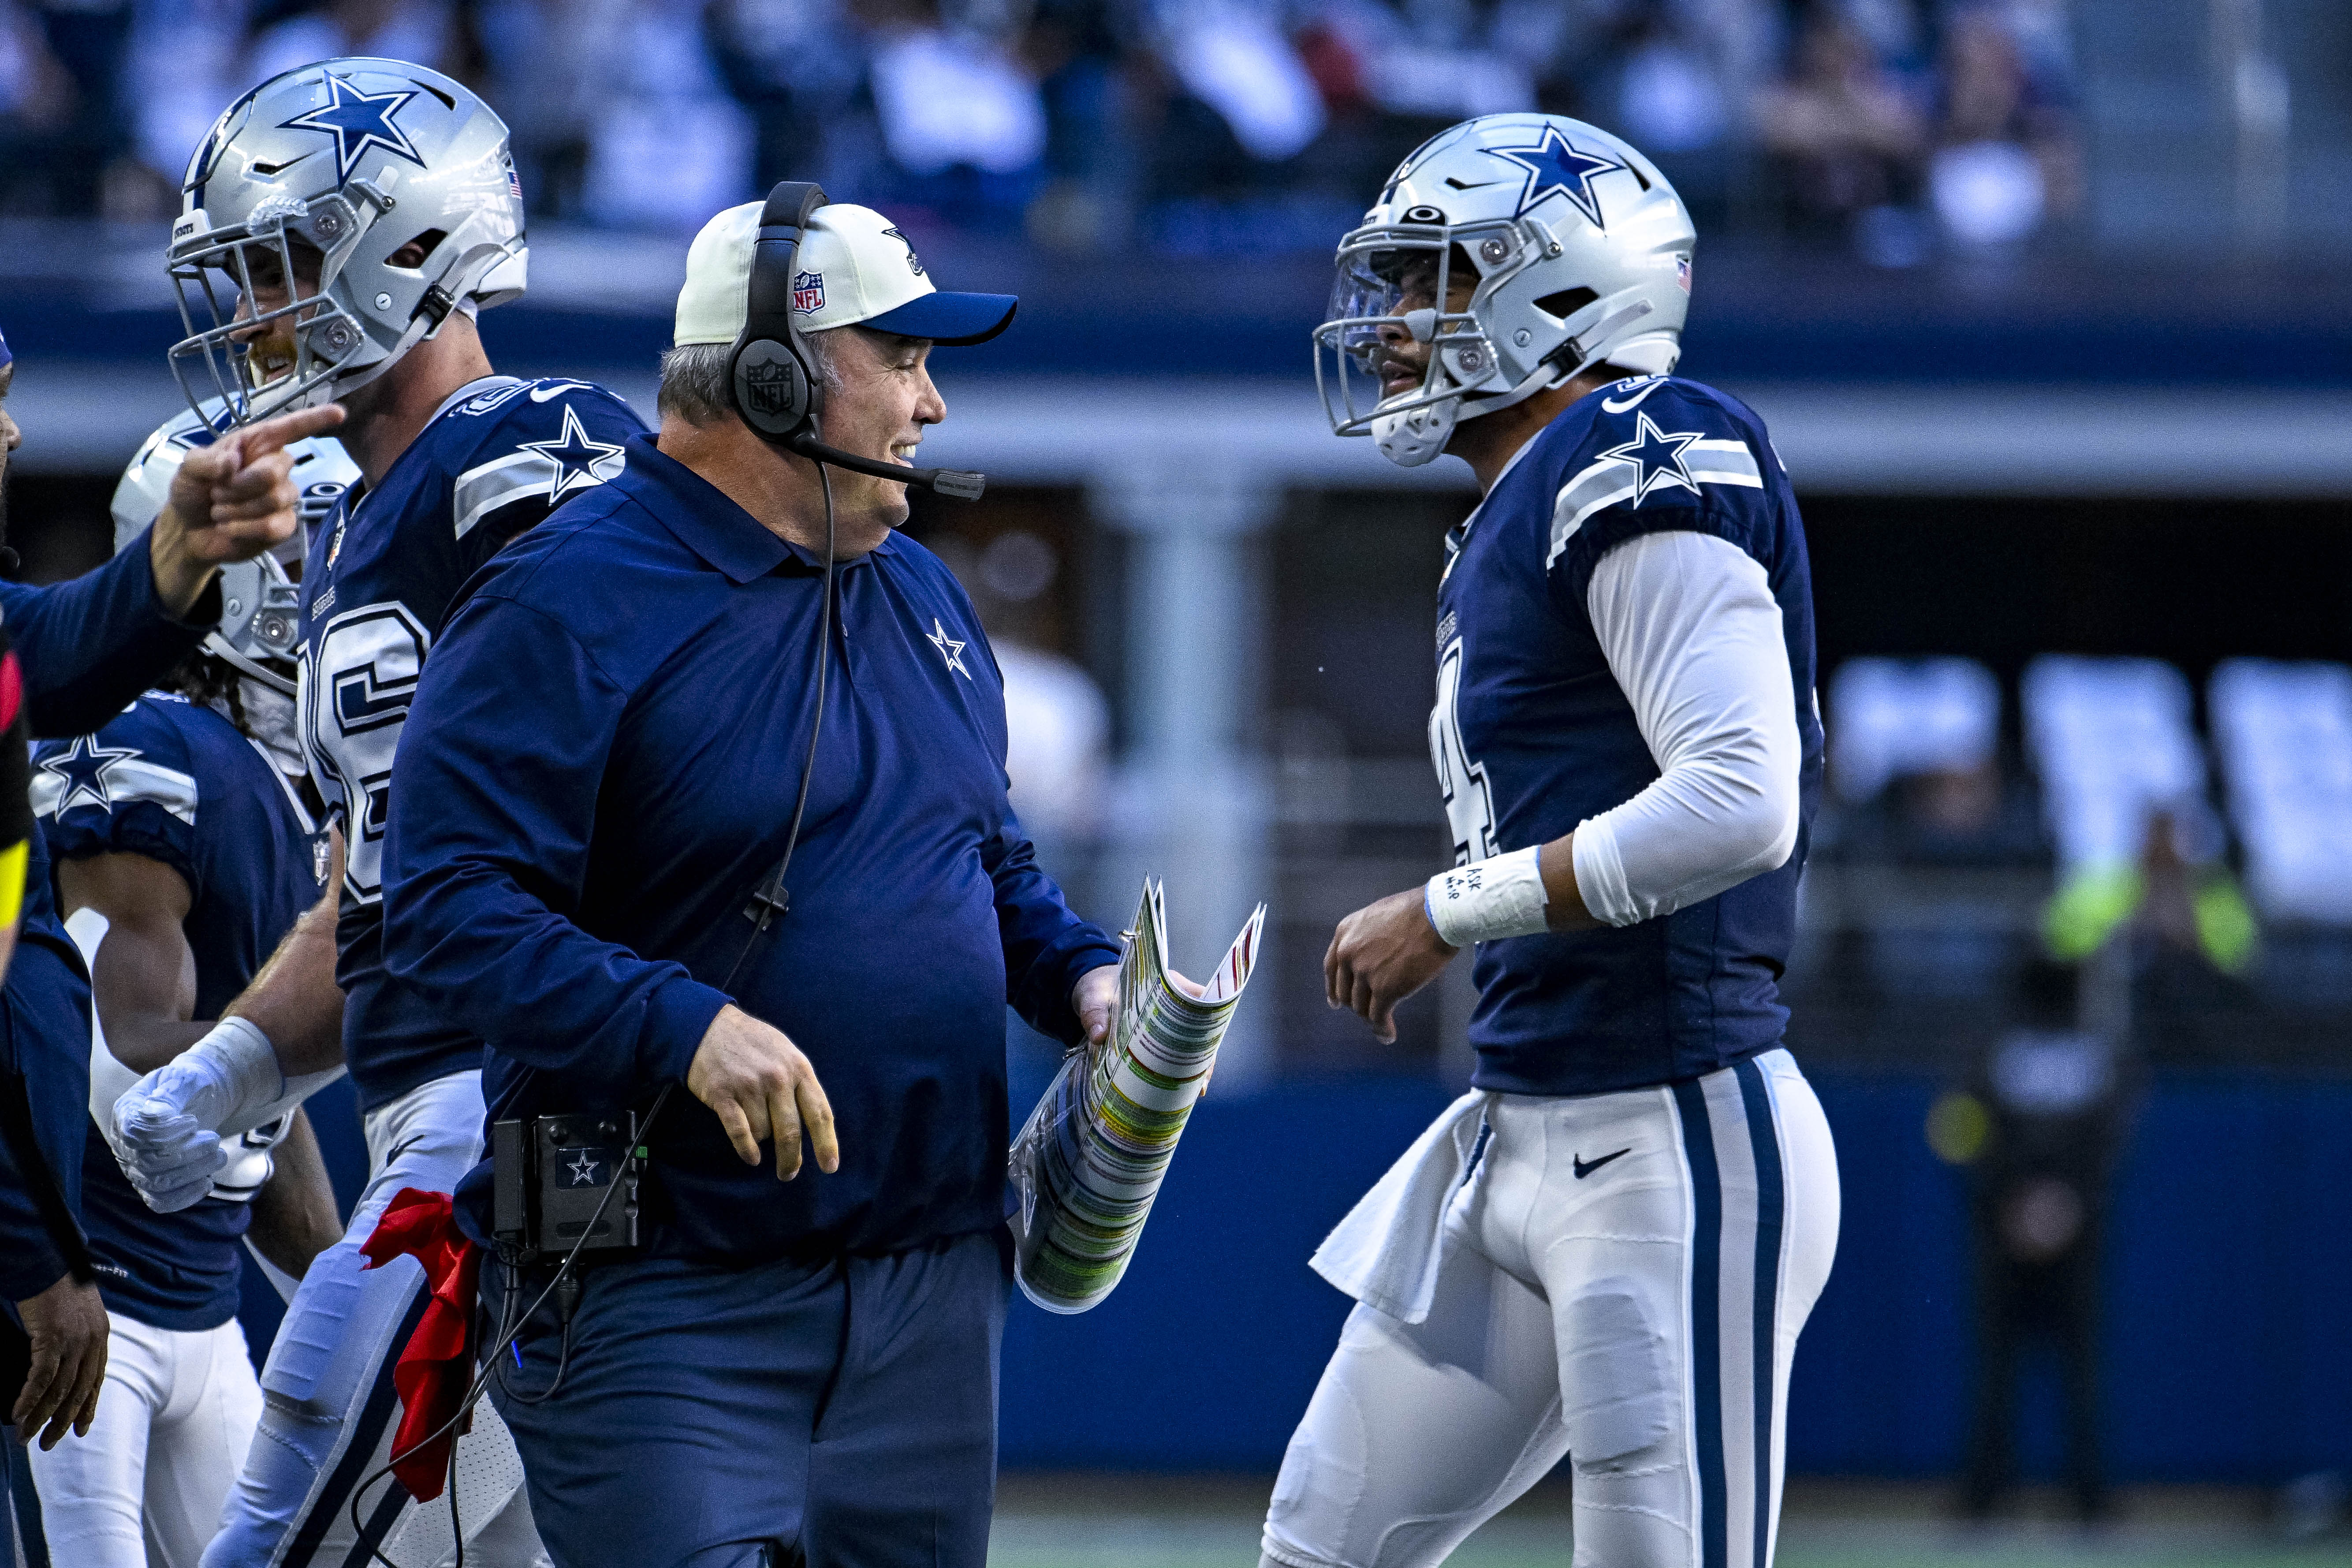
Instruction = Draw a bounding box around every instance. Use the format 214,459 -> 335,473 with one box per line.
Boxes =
1008,879 -> 1266,1314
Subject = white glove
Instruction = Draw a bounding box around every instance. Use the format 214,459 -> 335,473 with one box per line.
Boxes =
107,1018 -> 341,1214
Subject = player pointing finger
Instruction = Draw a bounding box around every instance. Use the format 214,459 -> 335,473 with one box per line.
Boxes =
148,403 -> 345,618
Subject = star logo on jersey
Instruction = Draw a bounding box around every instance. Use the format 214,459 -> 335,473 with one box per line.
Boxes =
928,618 -> 972,680
565,1150 -> 601,1186
1596,412 -> 1704,505
277,74 -> 427,185
1484,126 -> 1625,227
519,405 -> 625,507
36,736 -> 141,817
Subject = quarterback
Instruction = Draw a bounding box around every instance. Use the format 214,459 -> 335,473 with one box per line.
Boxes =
106,57 -> 641,1565
1267,115 -> 1841,1568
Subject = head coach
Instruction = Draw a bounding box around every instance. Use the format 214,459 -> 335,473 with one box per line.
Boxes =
378,189 -> 1124,1568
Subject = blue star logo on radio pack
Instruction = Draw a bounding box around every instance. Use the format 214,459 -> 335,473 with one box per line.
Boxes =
1596,412 -> 1705,505
278,74 -> 427,185
1485,126 -> 1627,228
792,270 -> 826,314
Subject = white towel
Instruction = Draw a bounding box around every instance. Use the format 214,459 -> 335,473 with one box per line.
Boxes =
1309,1090 -> 1490,1325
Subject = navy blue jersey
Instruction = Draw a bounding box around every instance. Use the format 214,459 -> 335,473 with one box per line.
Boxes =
0,539 -> 211,1302
299,376 -> 645,1111
1435,375 -> 1823,1095
36,693 -> 325,1328
381,436 -> 1121,1262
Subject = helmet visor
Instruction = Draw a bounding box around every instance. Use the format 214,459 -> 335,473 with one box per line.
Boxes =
1314,225 -> 1506,439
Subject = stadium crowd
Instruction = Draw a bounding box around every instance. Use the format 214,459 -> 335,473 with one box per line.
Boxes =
0,0 -> 2079,256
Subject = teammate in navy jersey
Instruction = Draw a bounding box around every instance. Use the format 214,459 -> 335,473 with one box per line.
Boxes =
0,320 -> 341,1514
1266,115 -> 1841,1568
103,59 -> 628,1567
27,572 -> 345,1566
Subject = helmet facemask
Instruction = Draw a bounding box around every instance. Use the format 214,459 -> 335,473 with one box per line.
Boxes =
1316,216 -> 1596,467
168,191 -> 394,427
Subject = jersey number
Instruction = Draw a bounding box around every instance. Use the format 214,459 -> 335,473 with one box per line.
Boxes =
1430,637 -> 1499,866
302,603 -> 431,902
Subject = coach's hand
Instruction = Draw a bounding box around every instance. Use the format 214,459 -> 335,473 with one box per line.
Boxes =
1327,886 -> 1458,1043
151,403 -> 347,618
11,1272 -> 107,1449
1071,964 -> 1203,1048
686,1004 -> 840,1181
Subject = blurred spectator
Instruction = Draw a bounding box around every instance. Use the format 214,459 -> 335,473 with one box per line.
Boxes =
2207,660 -> 2352,927
0,3 -> 79,212
121,0 -> 249,216
702,0 -> 872,201
247,0 -> 456,86
2024,656 -> 2253,973
8,0 -> 137,216
1927,4 -> 2080,247
1755,4 -> 1926,245
1929,956 -> 2131,1526
547,0 -> 753,231
1821,657 -> 2044,1001
863,0 -> 1047,230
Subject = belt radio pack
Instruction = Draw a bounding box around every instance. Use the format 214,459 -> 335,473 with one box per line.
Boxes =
491,1110 -> 645,1266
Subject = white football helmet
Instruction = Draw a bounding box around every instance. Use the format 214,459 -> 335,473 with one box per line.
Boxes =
167,57 -> 528,427
1316,113 -> 1697,466
112,402 -> 360,696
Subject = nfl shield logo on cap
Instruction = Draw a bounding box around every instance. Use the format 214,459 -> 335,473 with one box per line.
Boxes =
792,270 -> 825,314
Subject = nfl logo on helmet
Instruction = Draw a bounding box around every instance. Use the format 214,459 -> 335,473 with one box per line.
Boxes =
792,270 -> 825,314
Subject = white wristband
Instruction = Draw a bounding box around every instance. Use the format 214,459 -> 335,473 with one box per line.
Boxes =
1424,846 -> 1551,948
197,1017 -> 344,1138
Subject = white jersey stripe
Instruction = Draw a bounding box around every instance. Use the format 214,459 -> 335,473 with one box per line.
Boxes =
451,450 -> 559,541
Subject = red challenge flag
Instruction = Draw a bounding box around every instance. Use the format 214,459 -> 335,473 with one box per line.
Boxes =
358,1188 -> 484,1501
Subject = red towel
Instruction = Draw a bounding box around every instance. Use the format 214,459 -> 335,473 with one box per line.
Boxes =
359,1188 -> 482,1501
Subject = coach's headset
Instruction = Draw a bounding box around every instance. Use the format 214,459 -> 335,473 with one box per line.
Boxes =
725,180 -> 987,500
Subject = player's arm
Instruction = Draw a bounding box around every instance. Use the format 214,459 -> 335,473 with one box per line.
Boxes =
55,850 -> 202,1071
1328,530 -> 1800,1040
0,406 -> 344,738
104,830 -> 349,1213
225,827 -> 349,1077
246,1107 -> 341,1280
982,814 -> 1125,1047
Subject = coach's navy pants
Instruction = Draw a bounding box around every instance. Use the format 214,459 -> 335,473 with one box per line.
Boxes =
486,1228 -> 1010,1568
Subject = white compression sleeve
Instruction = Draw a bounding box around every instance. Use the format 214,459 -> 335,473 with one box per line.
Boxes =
1570,530 -> 1801,927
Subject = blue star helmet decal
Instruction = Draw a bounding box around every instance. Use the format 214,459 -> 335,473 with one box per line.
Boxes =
278,73 -> 427,185
38,736 -> 142,817
519,405 -> 627,507
1484,125 -> 1628,228
1595,412 -> 1705,505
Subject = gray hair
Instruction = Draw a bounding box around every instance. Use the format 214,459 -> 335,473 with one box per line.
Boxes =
656,327 -> 854,428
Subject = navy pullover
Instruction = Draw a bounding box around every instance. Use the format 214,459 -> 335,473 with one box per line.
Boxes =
0,536 -> 213,1300
384,436 -> 1119,1263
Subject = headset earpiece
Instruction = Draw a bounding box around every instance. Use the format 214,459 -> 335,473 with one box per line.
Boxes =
727,180 -> 830,443
724,178 -> 989,502
731,339 -> 811,440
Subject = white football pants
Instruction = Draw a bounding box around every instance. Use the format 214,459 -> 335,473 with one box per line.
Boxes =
22,1313 -> 260,1568
1263,1049 -> 1840,1568
200,1070 -> 548,1568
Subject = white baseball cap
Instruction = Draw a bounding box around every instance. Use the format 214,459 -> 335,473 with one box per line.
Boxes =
674,200 -> 1017,348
